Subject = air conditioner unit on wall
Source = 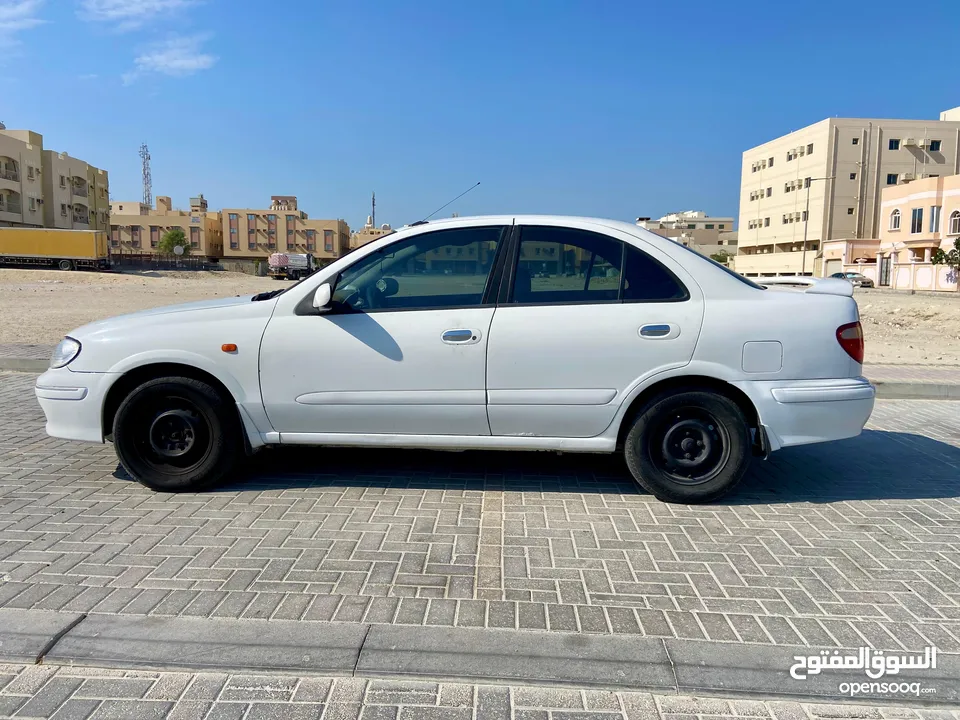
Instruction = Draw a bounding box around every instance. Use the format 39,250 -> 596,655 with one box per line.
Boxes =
901,173 -> 916,182
903,137 -> 918,147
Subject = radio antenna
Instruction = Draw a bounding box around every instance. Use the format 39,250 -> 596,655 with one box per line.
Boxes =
415,181 -> 480,224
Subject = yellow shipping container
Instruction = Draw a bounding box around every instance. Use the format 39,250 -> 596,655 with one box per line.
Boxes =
0,228 -> 110,271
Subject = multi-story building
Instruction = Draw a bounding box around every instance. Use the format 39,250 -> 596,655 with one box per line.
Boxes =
0,124 -> 109,231
736,112 -> 960,277
349,216 -> 394,250
221,196 -> 349,264
822,173 -> 960,292
109,195 -> 223,258
635,211 -> 736,261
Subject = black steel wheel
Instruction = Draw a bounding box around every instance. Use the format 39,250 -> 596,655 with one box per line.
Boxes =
58,259 -> 74,271
624,389 -> 751,503
112,376 -> 240,492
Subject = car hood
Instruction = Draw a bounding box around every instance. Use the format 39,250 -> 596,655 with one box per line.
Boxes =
66,295 -> 261,339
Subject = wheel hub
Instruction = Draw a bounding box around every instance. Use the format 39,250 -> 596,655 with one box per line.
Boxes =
149,409 -> 199,458
662,418 -> 715,469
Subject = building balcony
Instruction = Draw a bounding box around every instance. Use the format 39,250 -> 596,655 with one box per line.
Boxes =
0,195 -> 22,215
0,168 -> 19,182
72,184 -> 88,198
73,213 -> 90,225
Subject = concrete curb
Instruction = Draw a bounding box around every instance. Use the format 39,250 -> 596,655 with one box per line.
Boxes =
0,358 -> 48,372
3,609 -> 957,706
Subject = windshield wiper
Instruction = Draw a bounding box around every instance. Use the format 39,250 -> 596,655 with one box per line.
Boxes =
251,289 -> 285,302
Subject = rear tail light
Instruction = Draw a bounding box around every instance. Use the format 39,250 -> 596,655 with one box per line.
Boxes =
836,321 -> 864,364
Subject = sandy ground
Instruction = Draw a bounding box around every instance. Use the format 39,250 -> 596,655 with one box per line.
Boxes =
0,269 -> 292,345
1,269 -> 959,366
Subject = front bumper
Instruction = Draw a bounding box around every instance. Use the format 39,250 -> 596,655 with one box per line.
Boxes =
734,376 -> 876,452
35,367 -> 117,443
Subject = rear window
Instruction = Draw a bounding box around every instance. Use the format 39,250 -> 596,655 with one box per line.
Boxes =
669,240 -> 765,290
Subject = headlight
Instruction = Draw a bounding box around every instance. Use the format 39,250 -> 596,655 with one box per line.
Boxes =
50,338 -> 81,369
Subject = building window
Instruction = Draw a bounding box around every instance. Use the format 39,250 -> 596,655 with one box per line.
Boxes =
768,157 -> 774,167
705,224 -> 714,229
150,226 -> 160,247
763,217 -> 770,227
110,225 -> 119,247
324,229 -> 334,252
807,143 -> 814,154
190,226 -> 200,248
59,175 -> 66,188
28,196 -> 36,211
890,209 -> 901,230
247,214 -> 256,222
887,173 -> 898,185
910,208 -> 923,234
930,206 -> 941,233
718,224 -> 725,230
60,203 -> 67,216
306,229 -> 316,250
850,172 -> 857,180
27,166 -> 34,180
229,228 -> 239,250
949,210 -> 960,235
130,226 -> 141,248
889,139 -> 900,150
268,214 -> 276,221
804,177 -> 811,188
801,210 -> 808,221
766,187 -> 772,197
929,140 -> 942,152
847,208 -> 854,215
229,213 -> 238,221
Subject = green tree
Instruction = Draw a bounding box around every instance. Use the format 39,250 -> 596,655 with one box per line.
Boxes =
158,227 -> 190,255
931,237 -> 960,291
710,250 -> 730,264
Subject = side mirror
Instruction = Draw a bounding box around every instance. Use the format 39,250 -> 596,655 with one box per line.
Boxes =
312,283 -> 332,312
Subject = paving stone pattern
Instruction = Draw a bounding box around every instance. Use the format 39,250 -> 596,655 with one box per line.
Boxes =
1,373 -> 959,652
0,663 -> 954,720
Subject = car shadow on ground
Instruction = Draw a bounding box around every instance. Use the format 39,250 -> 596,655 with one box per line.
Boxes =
111,429 -> 960,504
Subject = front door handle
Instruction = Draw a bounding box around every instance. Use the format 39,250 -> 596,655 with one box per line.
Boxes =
442,329 -> 480,344
639,324 -> 678,339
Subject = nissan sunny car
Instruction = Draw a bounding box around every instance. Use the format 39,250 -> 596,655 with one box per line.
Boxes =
36,216 -> 875,503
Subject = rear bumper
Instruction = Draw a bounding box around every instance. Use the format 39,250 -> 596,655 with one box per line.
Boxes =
734,377 -> 876,452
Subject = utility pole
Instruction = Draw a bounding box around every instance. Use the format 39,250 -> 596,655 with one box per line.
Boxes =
371,192 -> 376,228
801,176 -> 834,276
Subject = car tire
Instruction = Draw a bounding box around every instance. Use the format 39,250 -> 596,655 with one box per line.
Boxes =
58,259 -> 73,271
623,389 -> 751,504
112,376 -> 240,492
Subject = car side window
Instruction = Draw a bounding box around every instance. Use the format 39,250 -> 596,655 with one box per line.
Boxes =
509,226 -> 687,304
331,226 -> 503,312
511,227 -> 623,304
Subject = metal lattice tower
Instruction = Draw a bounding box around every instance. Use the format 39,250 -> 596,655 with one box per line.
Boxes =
139,143 -> 152,209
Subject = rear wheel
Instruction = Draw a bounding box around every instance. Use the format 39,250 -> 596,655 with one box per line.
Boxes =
112,376 -> 240,492
58,259 -> 73,271
623,389 -> 751,504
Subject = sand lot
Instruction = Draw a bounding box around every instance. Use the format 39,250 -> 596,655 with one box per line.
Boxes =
1,268 -> 959,365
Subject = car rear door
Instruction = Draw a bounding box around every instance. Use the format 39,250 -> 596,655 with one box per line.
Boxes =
485,222 -> 704,438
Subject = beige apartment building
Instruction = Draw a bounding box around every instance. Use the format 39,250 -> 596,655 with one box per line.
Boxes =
0,124 -> 109,231
221,196 -> 349,263
109,195 -> 223,258
822,173 -> 960,292
349,216 -> 394,250
736,113 -> 960,276
635,211 -> 736,261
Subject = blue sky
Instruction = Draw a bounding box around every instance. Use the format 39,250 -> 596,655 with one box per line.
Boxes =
2,0 -> 958,231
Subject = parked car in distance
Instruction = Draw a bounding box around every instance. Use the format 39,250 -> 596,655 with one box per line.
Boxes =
35,216 -> 875,504
830,271 -> 875,288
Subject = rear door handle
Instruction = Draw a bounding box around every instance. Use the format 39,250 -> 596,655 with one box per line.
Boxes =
639,324 -> 678,339
442,329 -> 480,344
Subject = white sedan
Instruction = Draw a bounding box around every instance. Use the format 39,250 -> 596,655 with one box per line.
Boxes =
35,216 -> 875,503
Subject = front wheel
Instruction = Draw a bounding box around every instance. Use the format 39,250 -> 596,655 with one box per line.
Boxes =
623,389 -> 751,504
112,376 -> 240,492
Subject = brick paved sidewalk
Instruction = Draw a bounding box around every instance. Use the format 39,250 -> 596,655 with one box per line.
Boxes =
1,663 -> 953,720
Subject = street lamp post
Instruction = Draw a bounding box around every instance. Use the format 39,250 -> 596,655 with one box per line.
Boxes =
801,176 -> 835,276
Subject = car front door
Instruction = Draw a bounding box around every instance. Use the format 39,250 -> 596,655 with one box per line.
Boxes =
259,225 -> 507,436
485,223 -> 704,438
